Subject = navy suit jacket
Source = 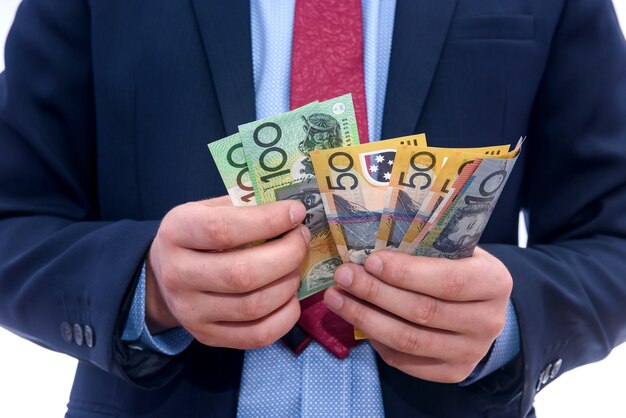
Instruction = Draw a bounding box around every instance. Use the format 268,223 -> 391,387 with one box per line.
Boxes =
1,0 -> 626,417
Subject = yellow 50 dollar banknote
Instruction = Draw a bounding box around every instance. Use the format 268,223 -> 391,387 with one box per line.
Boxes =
311,134 -> 427,264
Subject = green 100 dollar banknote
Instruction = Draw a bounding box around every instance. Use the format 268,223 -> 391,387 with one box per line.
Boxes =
207,133 -> 256,206
239,94 -> 360,299
310,134 -> 427,264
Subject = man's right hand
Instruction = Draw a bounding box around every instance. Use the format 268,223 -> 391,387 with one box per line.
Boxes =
145,196 -> 310,350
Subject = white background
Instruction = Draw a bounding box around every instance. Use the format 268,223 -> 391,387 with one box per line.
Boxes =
1,1 -> 626,417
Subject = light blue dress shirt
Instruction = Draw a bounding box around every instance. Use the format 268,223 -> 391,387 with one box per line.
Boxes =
123,1 -> 520,415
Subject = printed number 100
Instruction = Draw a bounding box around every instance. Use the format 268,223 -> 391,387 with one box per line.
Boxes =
253,122 -> 291,183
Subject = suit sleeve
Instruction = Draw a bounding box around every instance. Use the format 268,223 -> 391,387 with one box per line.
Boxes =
0,0 -> 181,387
480,0 -> 626,414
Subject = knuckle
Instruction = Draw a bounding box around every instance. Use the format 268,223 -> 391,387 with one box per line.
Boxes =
183,319 -> 208,343
257,206 -> 291,239
442,268 -> 466,300
412,297 -> 438,325
460,344 -> 485,364
226,261 -> 254,292
496,264 -> 513,295
284,296 -> 301,321
452,363 -> 476,383
240,293 -> 266,320
285,252 -> 305,272
158,213 -> 179,243
159,264 -> 179,291
487,312 -> 506,337
177,306 -> 194,326
250,328 -> 275,348
291,228 -> 310,253
390,328 -> 421,354
262,206 -> 288,235
288,272 -> 302,295
481,255 -> 512,297
285,301 -> 301,328
205,213 -> 232,247
363,275 -> 381,302
281,235 -> 308,268
199,330 -> 223,349
188,328 -> 208,345
441,366 -> 473,384
379,350 -> 399,369
395,262 -> 414,286
350,304 -> 369,330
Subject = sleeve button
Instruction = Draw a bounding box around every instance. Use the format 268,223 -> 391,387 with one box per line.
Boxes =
84,325 -> 94,348
61,322 -> 73,343
549,358 -> 562,378
541,364 -> 552,384
73,323 -> 84,346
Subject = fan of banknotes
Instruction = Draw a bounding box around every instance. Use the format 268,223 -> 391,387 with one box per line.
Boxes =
208,94 -> 522,300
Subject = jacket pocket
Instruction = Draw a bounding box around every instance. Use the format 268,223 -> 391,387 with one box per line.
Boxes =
448,15 -> 534,41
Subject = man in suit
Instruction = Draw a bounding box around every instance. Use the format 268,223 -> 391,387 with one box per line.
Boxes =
1,0 -> 625,417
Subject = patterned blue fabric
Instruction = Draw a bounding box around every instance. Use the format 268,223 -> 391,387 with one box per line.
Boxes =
250,0 -> 295,120
462,300 -> 520,384
122,0 -> 520,414
121,265 -> 192,355
237,340 -> 384,417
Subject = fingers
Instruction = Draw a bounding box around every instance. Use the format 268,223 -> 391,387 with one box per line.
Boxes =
150,196 -> 311,350
333,264 -> 499,334
192,296 -> 301,350
161,200 -> 307,250
370,341 -> 477,383
180,270 -> 301,323
324,287 -> 470,359
166,225 -> 310,293
201,195 -> 234,207
324,280 -> 498,381
364,248 -> 512,302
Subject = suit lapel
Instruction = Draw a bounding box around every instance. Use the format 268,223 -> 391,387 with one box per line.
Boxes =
190,0 -> 256,134
382,0 -> 457,139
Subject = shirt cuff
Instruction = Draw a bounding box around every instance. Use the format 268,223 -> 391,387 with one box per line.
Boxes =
460,298 -> 521,385
121,263 -> 193,355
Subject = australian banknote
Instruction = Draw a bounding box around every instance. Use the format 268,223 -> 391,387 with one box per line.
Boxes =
311,134 -> 427,264
207,133 -> 256,206
399,140 -> 523,257
239,94 -> 360,298
396,143 -> 516,250
376,144 -> 510,250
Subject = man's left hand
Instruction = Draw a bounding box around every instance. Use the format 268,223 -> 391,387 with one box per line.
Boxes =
323,247 -> 512,383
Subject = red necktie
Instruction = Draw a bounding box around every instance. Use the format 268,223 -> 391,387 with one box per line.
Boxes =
287,0 -> 368,359
290,0 -> 369,144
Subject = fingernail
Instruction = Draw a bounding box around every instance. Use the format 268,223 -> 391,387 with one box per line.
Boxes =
334,266 -> 353,287
324,288 -> 344,310
290,203 -> 306,224
300,225 -> 311,245
365,254 -> 383,275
